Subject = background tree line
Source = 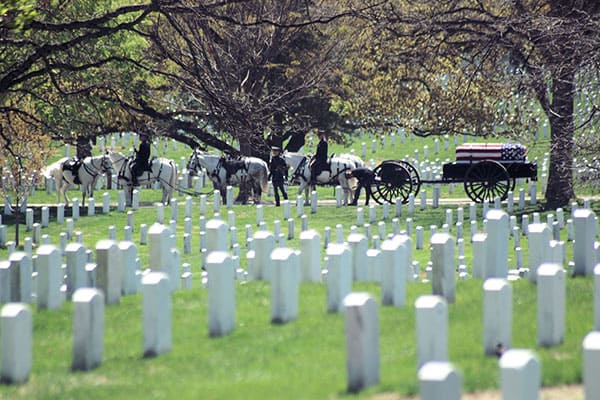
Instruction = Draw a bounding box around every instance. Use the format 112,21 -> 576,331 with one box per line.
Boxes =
1,0 -> 598,208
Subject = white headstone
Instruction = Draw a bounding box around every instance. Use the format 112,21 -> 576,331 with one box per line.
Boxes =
1,303 -> 32,384
574,209 -> 598,276
326,244 -> 352,313
270,248 -> 300,324
537,263 -> 565,347
483,278 -> 512,356
500,349 -> 540,400
72,288 -> 104,371
344,293 -> 379,392
527,223 -> 551,283
380,235 -> 411,307
8,252 -> 31,304
250,231 -> 275,281
142,272 -> 171,357
418,361 -> 461,400
206,219 -> 228,253
430,233 -> 455,303
347,233 -> 368,282
207,252 -> 235,337
36,245 -> 62,310
65,243 -> 88,300
415,295 -> 448,368
96,240 -> 121,305
299,230 -> 321,282
583,331 -> 600,400
484,209 -> 509,279
119,241 -> 138,295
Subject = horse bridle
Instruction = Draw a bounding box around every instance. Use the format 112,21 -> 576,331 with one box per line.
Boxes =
82,155 -> 112,178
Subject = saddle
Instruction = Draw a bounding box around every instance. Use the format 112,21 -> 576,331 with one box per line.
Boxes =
219,157 -> 248,184
62,158 -> 82,184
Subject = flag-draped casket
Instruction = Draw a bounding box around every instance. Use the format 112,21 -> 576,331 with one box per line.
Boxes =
455,143 -> 527,162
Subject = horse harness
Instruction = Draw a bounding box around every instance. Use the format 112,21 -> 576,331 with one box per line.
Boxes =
213,157 -> 248,185
62,156 -> 108,185
118,156 -> 160,184
291,156 -> 348,184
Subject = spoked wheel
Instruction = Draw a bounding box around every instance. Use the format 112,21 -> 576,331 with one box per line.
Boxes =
372,161 -> 414,204
395,160 -> 422,199
463,160 -> 511,203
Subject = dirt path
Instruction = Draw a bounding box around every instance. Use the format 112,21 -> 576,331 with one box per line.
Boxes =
373,385 -> 583,400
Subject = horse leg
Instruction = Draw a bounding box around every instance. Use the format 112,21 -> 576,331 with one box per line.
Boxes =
254,180 -> 261,204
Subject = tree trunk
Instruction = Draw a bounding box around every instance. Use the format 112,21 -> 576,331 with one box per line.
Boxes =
545,70 -> 576,209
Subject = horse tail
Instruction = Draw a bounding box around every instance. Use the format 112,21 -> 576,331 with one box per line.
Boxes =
260,162 -> 269,194
170,161 -> 178,192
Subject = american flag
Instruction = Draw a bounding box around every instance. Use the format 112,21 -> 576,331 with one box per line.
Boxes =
456,143 -> 527,162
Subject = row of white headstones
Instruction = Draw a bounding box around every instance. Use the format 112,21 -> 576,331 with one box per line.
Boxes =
1,191 -> 600,398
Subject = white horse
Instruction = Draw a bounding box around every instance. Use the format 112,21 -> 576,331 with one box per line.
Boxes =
187,150 -> 269,204
44,154 -> 114,207
283,152 -> 359,205
108,150 -> 178,206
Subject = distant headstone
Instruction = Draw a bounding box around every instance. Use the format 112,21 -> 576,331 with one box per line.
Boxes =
250,231 -> 274,281
36,246 -> 62,310
96,240 -> 121,305
381,235 -> 410,307
299,230 -> 321,282
430,233 -> 455,303
65,243 -> 88,300
574,209 -> 598,276
348,233 -> 368,282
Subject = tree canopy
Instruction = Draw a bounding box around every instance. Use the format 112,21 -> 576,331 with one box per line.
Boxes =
337,0 -> 600,207
1,0 -> 598,207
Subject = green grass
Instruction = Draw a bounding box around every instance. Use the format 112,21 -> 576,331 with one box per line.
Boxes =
0,133 -> 596,399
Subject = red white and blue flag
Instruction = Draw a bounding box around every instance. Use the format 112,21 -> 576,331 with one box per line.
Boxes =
456,143 -> 527,162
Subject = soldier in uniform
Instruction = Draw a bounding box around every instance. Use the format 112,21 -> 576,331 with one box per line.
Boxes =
347,167 -> 375,206
310,129 -> 328,185
269,147 -> 288,206
132,132 -> 151,186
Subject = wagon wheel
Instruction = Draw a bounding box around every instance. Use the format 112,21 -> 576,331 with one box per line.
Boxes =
372,161 -> 413,204
395,160 -> 422,199
463,160 -> 511,203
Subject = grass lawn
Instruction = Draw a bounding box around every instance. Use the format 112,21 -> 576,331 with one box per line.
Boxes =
0,132 -> 597,399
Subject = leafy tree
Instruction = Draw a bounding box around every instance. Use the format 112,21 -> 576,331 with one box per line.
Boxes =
344,0 -> 600,208
0,99 -> 50,245
123,0 -> 354,159
0,0 -> 156,146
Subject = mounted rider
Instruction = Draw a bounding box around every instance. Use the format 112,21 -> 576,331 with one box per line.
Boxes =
310,129 -> 329,185
132,132 -> 151,186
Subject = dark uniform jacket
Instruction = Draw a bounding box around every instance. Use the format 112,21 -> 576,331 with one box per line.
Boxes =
136,140 -> 151,165
350,167 -> 374,183
269,156 -> 288,182
315,139 -> 328,164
